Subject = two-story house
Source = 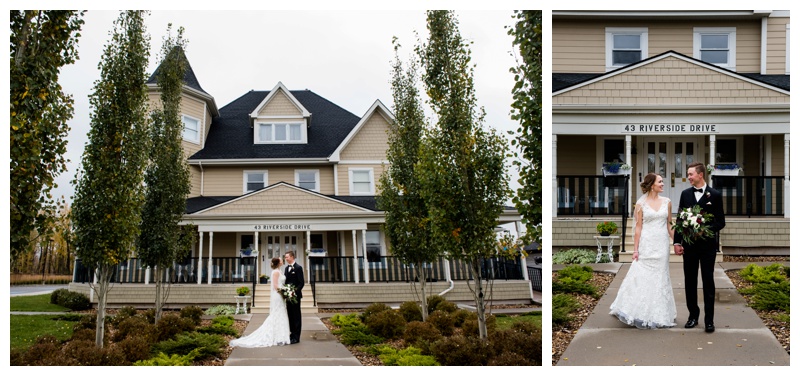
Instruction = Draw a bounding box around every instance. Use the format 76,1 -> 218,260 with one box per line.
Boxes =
551,10 -> 790,259
71,49 -> 533,310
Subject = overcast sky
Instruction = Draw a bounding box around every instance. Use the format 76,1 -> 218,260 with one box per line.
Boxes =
47,8 -> 524,204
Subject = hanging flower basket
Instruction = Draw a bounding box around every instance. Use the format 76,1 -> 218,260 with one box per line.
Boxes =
602,162 -> 631,176
710,163 -> 741,176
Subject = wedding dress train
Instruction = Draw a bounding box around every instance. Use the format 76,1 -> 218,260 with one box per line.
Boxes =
609,197 -> 677,329
229,269 -> 291,347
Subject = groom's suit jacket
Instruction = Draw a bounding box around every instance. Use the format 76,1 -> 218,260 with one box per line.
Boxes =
674,185 -> 726,251
285,262 -> 304,300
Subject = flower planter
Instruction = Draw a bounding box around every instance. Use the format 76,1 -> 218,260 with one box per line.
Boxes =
712,168 -> 740,176
602,167 -> 631,176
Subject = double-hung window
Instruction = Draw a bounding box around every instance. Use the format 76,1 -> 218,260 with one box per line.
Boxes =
182,115 -> 200,143
365,230 -> 383,262
295,169 -> 320,192
349,168 -> 374,195
605,28 -> 648,71
244,171 -> 267,193
694,27 -> 736,70
256,122 -> 304,143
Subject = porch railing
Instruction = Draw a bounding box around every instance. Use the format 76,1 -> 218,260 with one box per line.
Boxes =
556,175 -> 628,216
711,176 -> 785,217
528,265 -> 542,292
73,257 -> 257,284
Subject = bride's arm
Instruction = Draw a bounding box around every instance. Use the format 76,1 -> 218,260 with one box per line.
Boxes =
633,206 -> 643,261
667,200 -> 675,241
272,269 -> 280,292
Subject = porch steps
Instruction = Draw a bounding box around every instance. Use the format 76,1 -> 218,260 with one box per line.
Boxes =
618,221 -> 722,263
250,284 -> 317,314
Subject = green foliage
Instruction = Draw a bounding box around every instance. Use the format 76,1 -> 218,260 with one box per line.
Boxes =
403,321 -> 443,348
399,301 -> 423,323
378,345 -> 440,366
49,289 -> 90,311
508,10 -> 543,246
430,335 -> 492,366
552,248 -> 599,264
179,305 -> 204,325
236,286 -> 250,295
741,281 -> 790,312
116,336 -> 153,364
134,349 -> 202,366
364,309 -> 406,340
553,265 -> 598,296
113,316 -> 156,342
426,310 -> 455,336
62,339 -> 128,365
204,305 -> 236,316
151,332 -> 226,359
361,302 -> 391,323
596,221 -> 618,235
10,11 -> 84,258
198,315 -> 238,336
739,263 -> 788,284
155,314 -> 196,341
9,315 -> 75,351
553,293 -> 581,325
488,323 -> 542,366
557,265 -> 594,282
331,313 -> 364,329
461,313 -> 498,337
339,326 -> 385,346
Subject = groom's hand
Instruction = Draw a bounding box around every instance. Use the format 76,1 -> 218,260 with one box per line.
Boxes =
674,244 -> 684,255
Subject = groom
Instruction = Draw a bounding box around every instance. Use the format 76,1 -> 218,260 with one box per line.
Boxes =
673,162 -> 725,333
284,251 -> 304,344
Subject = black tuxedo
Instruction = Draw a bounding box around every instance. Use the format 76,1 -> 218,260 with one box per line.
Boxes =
285,262 -> 304,343
675,184 -> 725,325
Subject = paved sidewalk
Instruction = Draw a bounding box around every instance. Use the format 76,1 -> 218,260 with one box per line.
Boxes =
224,313 -> 362,366
556,262 -> 790,366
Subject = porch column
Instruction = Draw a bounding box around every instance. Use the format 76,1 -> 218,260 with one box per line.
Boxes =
362,229 -> 369,284
552,135 -> 558,217
254,231 -> 259,281
207,232 -> 214,284
197,231 -> 204,285
306,230 -> 311,283
352,230 -> 360,283
785,134 -> 790,218
708,135 -> 716,188
625,135 -> 632,215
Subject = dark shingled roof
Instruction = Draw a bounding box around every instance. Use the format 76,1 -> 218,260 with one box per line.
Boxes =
188,90 -> 360,160
146,47 -> 209,96
186,194 -> 378,214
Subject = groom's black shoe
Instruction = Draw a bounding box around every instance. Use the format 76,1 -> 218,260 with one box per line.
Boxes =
705,323 -> 715,333
684,319 -> 698,328
290,339 -> 299,344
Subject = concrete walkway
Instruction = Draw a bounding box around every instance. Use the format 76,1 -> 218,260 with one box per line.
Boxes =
556,262 -> 790,366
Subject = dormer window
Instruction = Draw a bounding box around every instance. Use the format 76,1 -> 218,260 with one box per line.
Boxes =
256,122 -> 305,143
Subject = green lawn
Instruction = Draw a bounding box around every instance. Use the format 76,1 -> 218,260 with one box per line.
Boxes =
496,311 -> 542,330
10,293 -> 70,312
9,314 -> 78,351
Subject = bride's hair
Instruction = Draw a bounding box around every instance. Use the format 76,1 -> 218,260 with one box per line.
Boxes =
640,173 -> 658,193
270,257 -> 281,269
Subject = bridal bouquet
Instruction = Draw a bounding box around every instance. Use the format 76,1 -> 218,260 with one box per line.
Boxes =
280,284 -> 298,304
672,205 -> 715,245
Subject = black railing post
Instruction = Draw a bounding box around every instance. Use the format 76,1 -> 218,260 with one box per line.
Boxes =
621,174 -> 629,254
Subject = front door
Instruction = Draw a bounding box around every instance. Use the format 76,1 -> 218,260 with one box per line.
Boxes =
260,233 -> 301,275
642,137 -> 702,213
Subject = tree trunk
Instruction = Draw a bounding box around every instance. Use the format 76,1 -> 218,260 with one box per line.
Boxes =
416,260 -> 429,321
468,259 -> 488,339
94,264 -> 113,348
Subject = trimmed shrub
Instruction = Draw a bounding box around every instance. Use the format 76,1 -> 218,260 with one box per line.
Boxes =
553,293 -> 581,325
430,334 -> 492,366
63,339 -> 128,366
114,315 -> 156,342
740,263 -> 788,284
403,321 -> 442,353
426,310 -> 455,336
73,313 -> 97,331
180,305 -> 204,325
742,281 -> 790,312
134,349 -> 202,366
365,309 -> 405,339
361,302 -> 391,323
116,335 -> 153,363
51,289 -> 91,311
155,314 -> 196,341
461,312 -> 497,337
198,315 -> 237,336
451,309 -> 472,327
151,332 -> 226,359
378,345 -> 440,366
488,351 -> 533,366
399,301 -> 423,323
426,295 -> 446,314
489,323 -> 542,365
12,335 -> 73,366
339,325 -> 384,346
50,288 -> 68,305
554,265 -> 597,297
330,313 -> 364,330
71,328 -> 96,342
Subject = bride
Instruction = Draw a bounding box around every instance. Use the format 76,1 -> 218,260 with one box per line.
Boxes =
609,173 -> 677,329
230,257 -> 291,347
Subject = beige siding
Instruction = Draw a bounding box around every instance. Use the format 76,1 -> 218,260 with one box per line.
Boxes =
557,136 -> 597,175
766,17 -> 790,74
258,89 -> 302,116
553,19 -> 762,73
336,163 -> 386,196
554,56 -> 789,105
201,166 -> 246,195
189,165 -> 202,197
180,94 -> 207,157
197,232 -> 237,258
340,113 -> 391,160
201,184 -> 367,215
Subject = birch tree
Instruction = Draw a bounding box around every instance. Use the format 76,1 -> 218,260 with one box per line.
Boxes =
72,10 -> 151,348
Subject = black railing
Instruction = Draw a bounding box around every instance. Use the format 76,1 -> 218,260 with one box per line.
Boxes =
711,176 -> 785,217
73,257 -> 257,284
557,175 -> 629,216
528,265 -> 542,292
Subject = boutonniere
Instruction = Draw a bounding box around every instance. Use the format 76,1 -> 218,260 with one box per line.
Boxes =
705,192 -> 711,199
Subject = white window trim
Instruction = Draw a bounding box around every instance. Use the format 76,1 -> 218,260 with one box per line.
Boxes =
243,170 -> 268,194
714,137 -> 743,165
605,27 -> 648,72
182,114 -> 201,144
254,120 -> 307,144
693,27 -> 737,71
786,24 -> 790,75
365,229 -> 385,263
348,167 -> 375,196
295,169 -> 320,192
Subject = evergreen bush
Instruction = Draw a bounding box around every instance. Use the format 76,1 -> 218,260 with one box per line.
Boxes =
430,335 -> 492,366
399,301 -> 423,322
365,309 -> 405,339
426,310 -> 455,336
179,305 -> 204,325
151,332 -> 226,359
553,293 -> 580,325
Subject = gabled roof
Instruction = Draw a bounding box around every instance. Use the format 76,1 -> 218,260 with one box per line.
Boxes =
329,99 -> 394,162
553,50 -> 790,95
188,89 -> 361,160
185,182 -> 377,214
249,81 -> 311,119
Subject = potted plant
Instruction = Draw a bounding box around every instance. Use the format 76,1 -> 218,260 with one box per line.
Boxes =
236,286 -> 250,296
259,274 -> 269,284
596,221 -> 618,236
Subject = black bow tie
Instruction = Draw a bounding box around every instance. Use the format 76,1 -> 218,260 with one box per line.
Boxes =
693,188 -> 703,193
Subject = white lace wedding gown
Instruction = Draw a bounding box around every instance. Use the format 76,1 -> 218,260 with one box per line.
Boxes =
230,269 -> 291,347
609,197 -> 677,329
